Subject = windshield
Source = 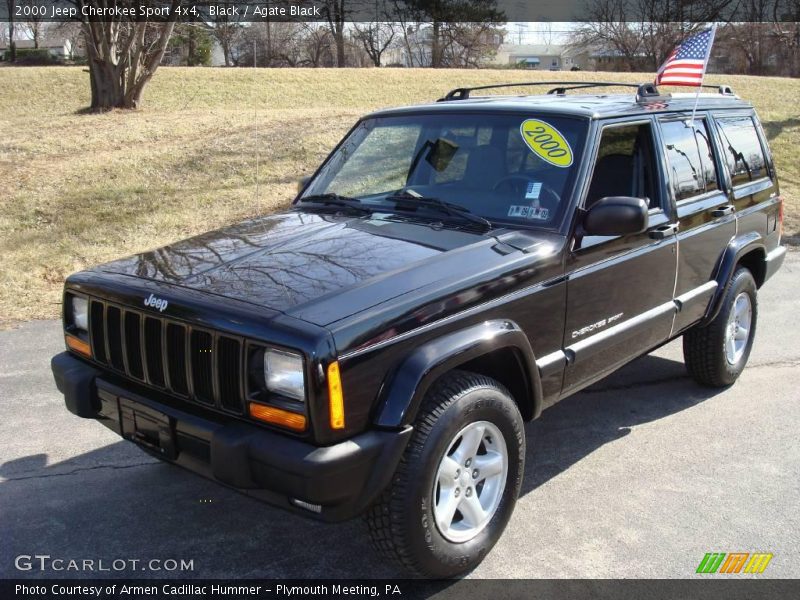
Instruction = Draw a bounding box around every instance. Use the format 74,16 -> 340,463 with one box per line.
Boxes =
300,112 -> 588,228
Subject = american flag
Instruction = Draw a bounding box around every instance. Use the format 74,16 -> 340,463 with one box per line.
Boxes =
655,27 -> 717,87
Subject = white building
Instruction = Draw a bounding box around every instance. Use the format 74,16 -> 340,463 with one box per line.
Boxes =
0,38 -> 77,60
492,43 -> 586,70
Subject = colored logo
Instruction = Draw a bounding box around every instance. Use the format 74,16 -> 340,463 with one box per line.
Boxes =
520,119 -> 573,168
696,552 -> 773,574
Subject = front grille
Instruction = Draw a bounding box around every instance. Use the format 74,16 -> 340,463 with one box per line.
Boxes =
88,299 -> 245,414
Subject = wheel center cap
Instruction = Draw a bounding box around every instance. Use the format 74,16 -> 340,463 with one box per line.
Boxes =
459,472 -> 471,487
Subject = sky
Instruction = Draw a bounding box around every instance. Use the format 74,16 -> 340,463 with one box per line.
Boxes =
504,22 -> 579,46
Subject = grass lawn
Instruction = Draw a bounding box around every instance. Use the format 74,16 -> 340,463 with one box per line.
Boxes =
0,66 -> 798,324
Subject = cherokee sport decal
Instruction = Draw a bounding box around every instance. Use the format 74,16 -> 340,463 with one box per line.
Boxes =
571,312 -> 624,339
144,293 -> 169,312
520,119 -> 573,167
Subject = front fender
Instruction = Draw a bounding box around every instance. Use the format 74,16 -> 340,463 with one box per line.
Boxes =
374,320 -> 541,429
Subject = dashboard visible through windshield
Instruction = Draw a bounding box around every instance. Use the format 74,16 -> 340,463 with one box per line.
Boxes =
300,112 -> 588,228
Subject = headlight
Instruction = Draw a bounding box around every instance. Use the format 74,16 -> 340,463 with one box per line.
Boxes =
70,295 -> 89,332
264,348 -> 305,401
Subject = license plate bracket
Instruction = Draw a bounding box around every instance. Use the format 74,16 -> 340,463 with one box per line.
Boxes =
119,397 -> 177,460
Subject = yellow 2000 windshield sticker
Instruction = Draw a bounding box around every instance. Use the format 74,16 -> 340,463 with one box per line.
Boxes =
520,119 -> 573,168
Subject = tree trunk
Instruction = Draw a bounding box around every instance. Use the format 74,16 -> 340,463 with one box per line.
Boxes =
222,41 -> 231,67
84,20 -> 175,111
431,21 -> 441,67
335,24 -> 345,67
6,20 -> 15,62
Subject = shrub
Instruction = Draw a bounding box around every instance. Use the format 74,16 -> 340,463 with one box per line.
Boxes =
5,48 -> 61,65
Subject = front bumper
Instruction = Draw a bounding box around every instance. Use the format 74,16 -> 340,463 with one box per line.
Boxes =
51,352 -> 412,522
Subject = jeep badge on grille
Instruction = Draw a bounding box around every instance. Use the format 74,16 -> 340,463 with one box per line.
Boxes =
144,293 -> 169,312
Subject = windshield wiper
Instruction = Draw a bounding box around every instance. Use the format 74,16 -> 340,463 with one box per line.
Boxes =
386,191 -> 492,231
297,193 -> 371,214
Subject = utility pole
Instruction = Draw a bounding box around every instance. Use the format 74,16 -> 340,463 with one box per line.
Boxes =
515,23 -> 526,45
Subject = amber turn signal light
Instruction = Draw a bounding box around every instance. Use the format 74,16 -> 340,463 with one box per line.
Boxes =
328,360 -> 345,430
65,334 -> 91,358
248,402 -> 307,432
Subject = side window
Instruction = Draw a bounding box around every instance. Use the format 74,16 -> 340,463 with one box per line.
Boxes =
715,116 -> 768,186
660,120 -> 719,202
585,122 -> 659,210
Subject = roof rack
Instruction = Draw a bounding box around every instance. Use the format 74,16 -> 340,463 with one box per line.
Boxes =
438,81 -> 735,102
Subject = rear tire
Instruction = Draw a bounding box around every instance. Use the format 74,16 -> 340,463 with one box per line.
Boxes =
365,370 -> 525,578
683,267 -> 758,387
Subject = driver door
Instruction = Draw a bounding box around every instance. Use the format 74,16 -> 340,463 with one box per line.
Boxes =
561,118 -> 678,395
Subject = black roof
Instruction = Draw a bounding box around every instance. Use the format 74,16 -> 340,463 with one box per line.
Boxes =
369,89 -> 752,121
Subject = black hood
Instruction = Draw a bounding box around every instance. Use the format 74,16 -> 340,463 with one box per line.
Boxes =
95,211 -> 521,324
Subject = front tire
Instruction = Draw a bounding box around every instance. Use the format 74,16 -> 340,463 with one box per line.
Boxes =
365,370 -> 525,578
683,267 -> 758,387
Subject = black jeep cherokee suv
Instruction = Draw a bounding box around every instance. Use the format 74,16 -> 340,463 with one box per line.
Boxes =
52,82 -> 786,577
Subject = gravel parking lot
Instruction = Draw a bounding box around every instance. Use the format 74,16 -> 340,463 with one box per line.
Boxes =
1,250 -> 798,580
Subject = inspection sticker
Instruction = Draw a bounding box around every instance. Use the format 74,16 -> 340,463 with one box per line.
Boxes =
527,206 -> 549,220
520,119 -> 573,167
525,181 -> 542,200
508,205 -> 550,220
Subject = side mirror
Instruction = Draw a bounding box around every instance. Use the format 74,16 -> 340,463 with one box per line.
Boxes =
297,175 -> 312,194
583,196 -> 649,237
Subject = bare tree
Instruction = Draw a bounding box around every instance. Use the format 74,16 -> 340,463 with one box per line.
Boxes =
19,0 -> 44,49
301,24 -> 335,67
406,0 -> 504,67
771,0 -> 800,76
81,0 -> 179,110
571,1 -> 647,71
207,0 -> 242,66
55,21 -> 84,60
352,21 -> 397,66
322,0 -> 349,67
440,22 -> 504,67
572,0 -> 732,71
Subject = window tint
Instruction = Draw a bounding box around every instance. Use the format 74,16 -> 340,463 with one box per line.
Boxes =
586,123 -> 659,210
716,116 -> 768,186
661,120 -> 719,201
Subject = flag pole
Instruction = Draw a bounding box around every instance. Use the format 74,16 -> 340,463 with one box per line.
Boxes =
689,23 -> 718,127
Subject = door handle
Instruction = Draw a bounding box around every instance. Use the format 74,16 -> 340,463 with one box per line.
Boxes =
711,205 -> 735,217
648,223 -> 679,239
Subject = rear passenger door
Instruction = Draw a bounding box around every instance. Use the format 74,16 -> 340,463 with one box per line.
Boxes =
657,116 -> 736,334
562,119 -> 677,395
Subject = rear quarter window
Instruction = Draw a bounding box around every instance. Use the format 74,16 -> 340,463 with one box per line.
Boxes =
715,116 -> 769,186
660,119 -> 719,202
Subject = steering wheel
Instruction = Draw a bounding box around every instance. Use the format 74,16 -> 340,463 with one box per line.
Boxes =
492,175 -> 561,210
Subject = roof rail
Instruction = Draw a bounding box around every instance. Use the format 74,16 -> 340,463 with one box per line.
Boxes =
438,81 -> 640,101
438,81 -> 736,102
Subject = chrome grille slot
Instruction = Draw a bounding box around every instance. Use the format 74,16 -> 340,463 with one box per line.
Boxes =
217,336 -> 243,413
143,317 -> 165,387
89,300 -> 106,364
190,329 -> 215,405
166,322 -> 189,395
105,306 -> 124,371
123,311 -> 144,380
